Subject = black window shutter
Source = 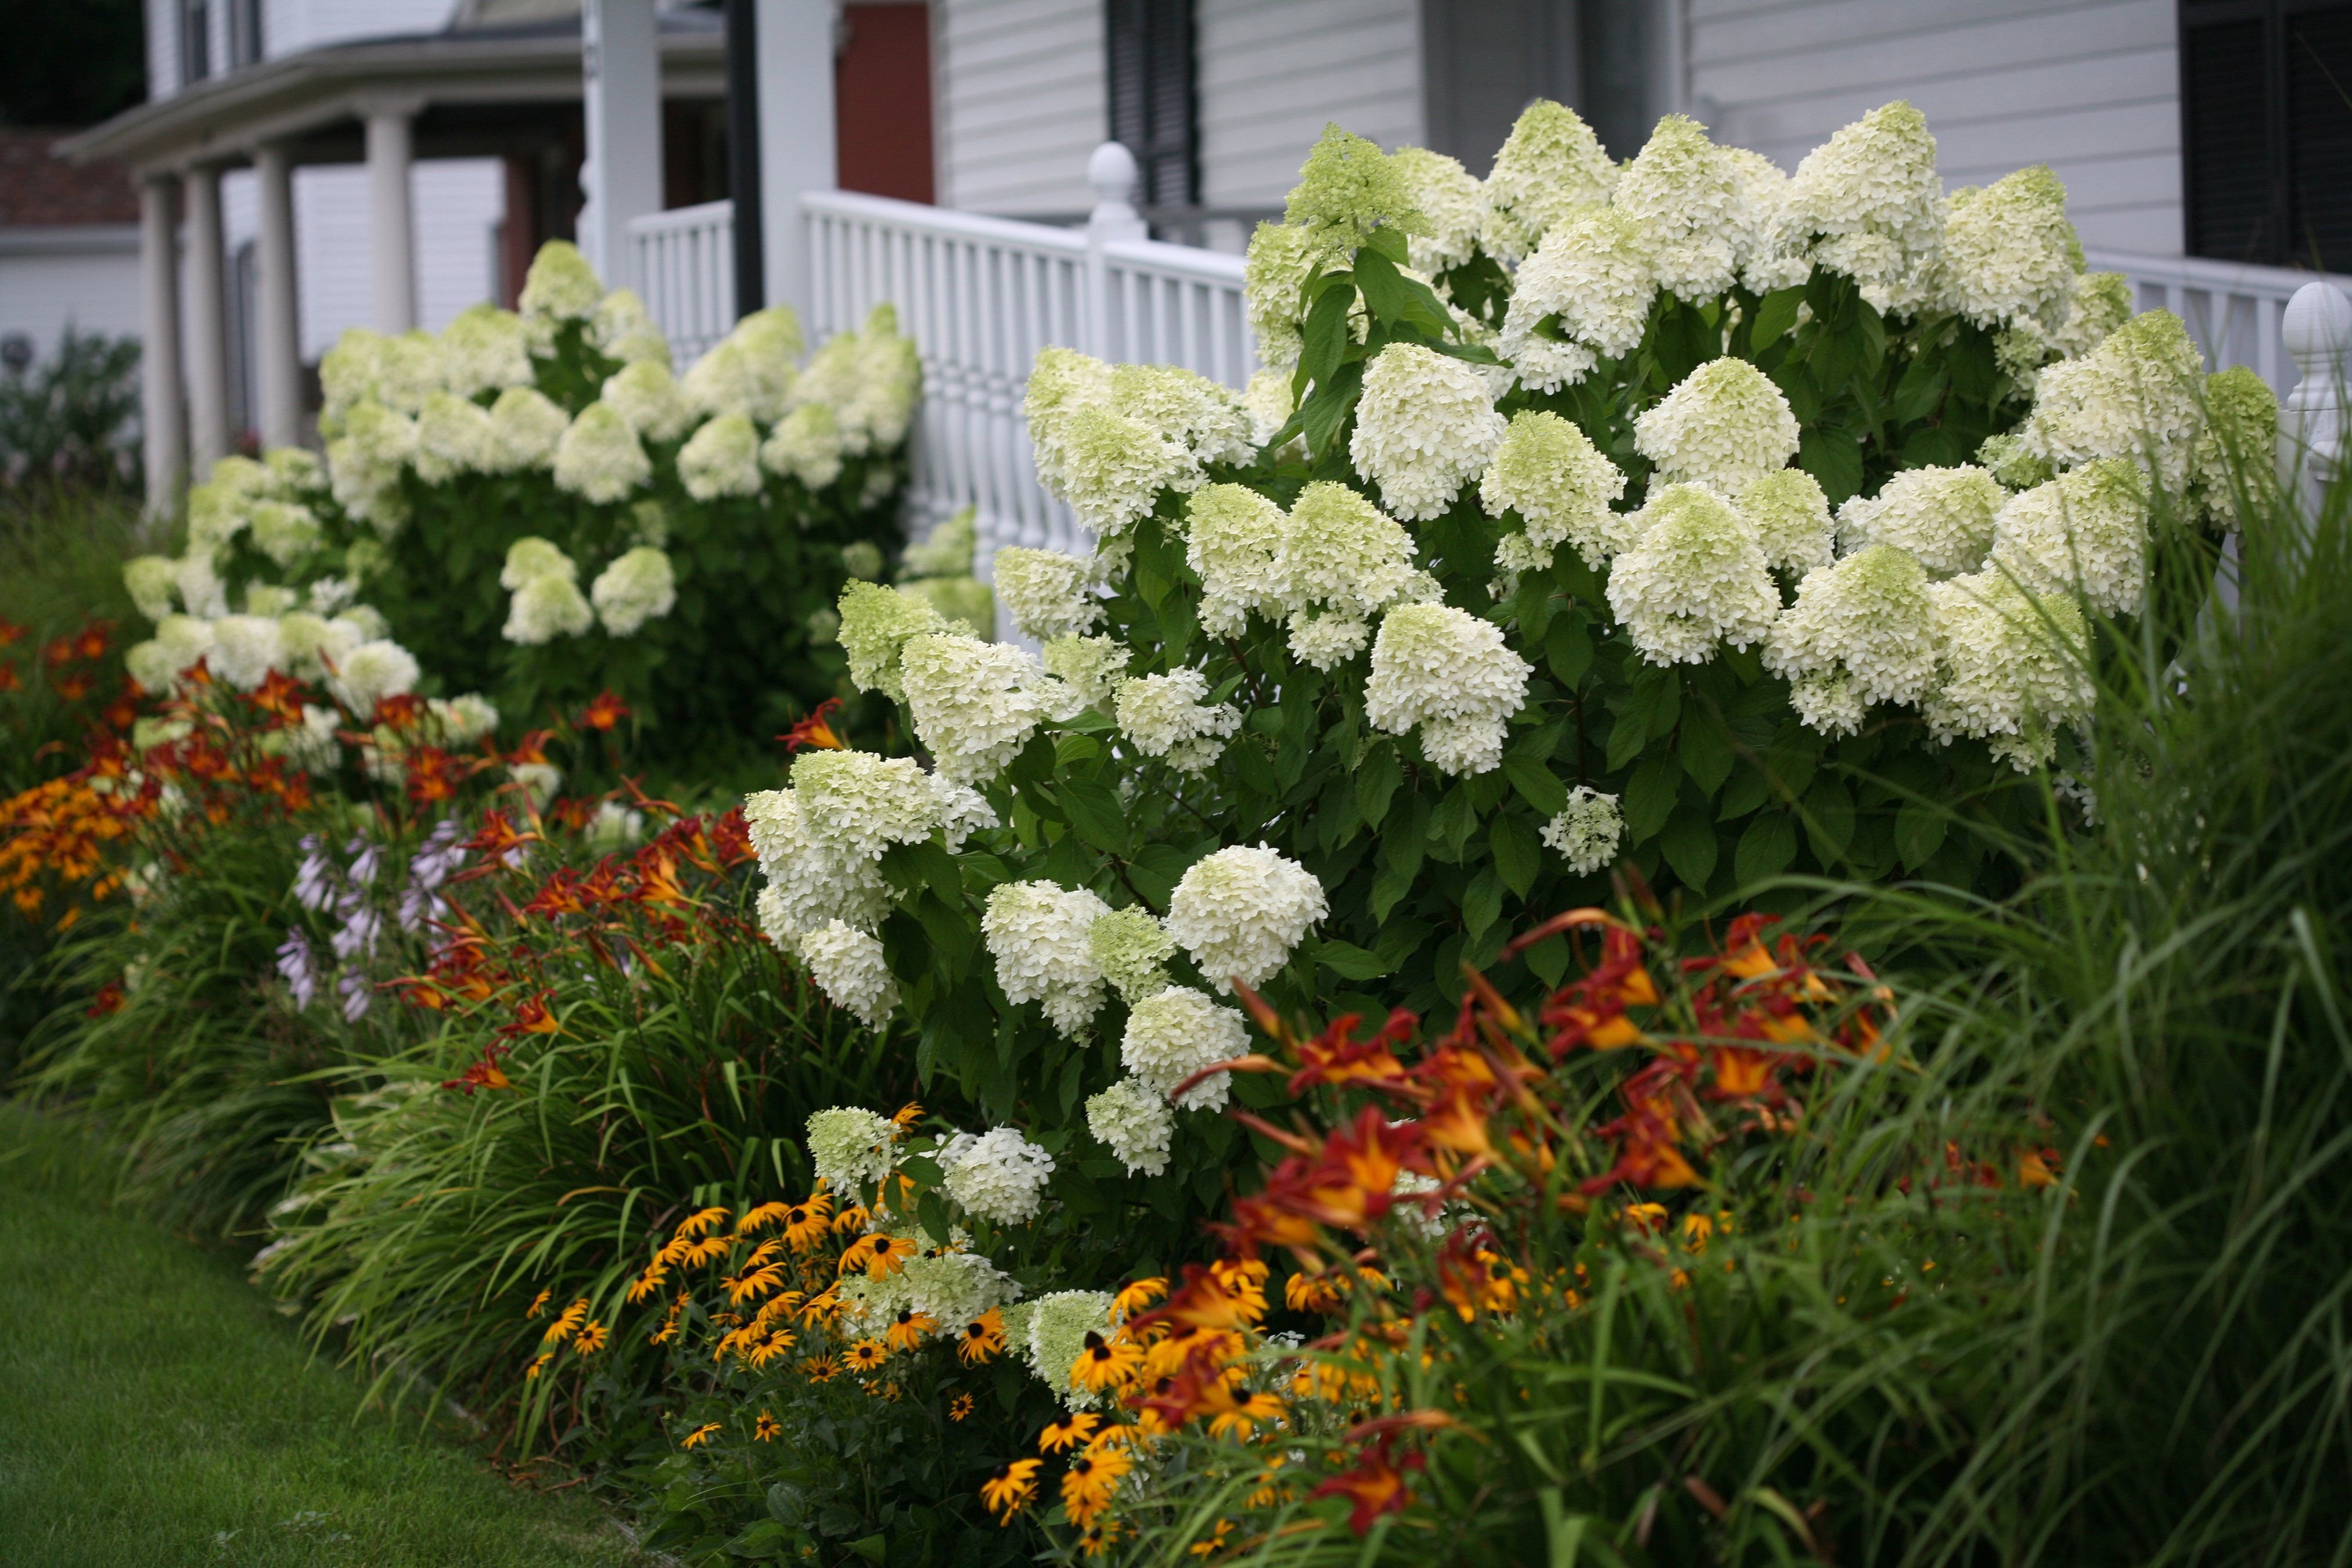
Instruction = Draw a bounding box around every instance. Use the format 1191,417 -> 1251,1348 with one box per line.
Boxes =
2182,2 -> 2352,270
1106,0 -> 1198,208
2286,5 -> 2352,271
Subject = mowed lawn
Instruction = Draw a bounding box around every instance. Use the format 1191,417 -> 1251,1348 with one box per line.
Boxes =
0,1104 -> 641,1567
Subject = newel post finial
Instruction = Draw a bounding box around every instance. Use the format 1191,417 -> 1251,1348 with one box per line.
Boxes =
2278,280 -> 2351,512
1086,141 -> 1147,244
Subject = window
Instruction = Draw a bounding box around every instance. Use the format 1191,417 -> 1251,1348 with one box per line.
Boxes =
1105,0 -> 1197,208
181,0 -> 213,83
229,0 -> 264,69
2181,1 -> 2352,271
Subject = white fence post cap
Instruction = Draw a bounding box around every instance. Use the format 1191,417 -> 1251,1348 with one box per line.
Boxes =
2282,281 -> 2352,387
1086,142 -> 1148,245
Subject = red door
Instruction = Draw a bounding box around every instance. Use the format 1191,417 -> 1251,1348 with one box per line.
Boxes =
836,3 -> 936,204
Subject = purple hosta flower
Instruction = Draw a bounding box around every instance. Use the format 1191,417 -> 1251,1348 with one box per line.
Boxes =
337,968 -> 372,1022
346,835 -> 382,887
292,835 -> 337,912
332,905 -> 382,962
276,929 -> 319,1010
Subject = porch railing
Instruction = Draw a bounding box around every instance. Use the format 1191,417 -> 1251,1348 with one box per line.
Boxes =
2084,248 -> 2352,398
628,199 -> 736,365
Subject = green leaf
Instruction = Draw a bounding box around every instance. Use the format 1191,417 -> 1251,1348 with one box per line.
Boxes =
1545,614 -> 1593,686
1490,811 -> 1543,898
1502,753 -> 1567,818
1461,868 -> 1504,941
1798,425 -> 1865,507
1297,359 -> 1365,458
1896,800 -> 1948,869
1317,940 -> 1394,980
1125,842 -> 1190,909
1658,803 -> 1719,890
1605,710 -> 1649,772
1300,282 -> 1356,389
896,1154 -> 945,1185
1356,743 -> 1401,828
1763,724 -> 1820,802
1057,774 -> 1130,857
1624,754 -> 1681,842
1750,286 -> 1806,348
1803,775 -> 1854,863
1735,811 -> 1798,885
846,1535 -> 888,1565
1678,707 -> 1735,796
1630,668 -> 1682,740
1354,246 -> 1453,334
915,1189 -> 952,1246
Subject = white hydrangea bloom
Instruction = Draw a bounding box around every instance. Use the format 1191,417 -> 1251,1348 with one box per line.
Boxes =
746,792 -> 891,948
1606,483 -> 1781,666
1635,358 -> 1801,492
1736,469 -> 1837,577
1242,222 -> 1319,371
837,581 -> 951,702
1786,102 -> 1945,305
938,1127 -> 1057,1226
1276,481 -> 1424,667
803,918 -> 898,1029
1121,986 -> 1250,1112
792,749 -> 947,864
504,574 -> 595,645
760,402 -> 844,490
2191,367 -> 2280,526
1500,205 -> 1656,393
600,360 -> 695,444
1042,405 -> 1194,538
1939,166 -> 2076,333
327,402 -> 415,532
992,547 -> 1103,641
1987,458 -> 2149,616
900,633 -> 1051,784
501,535 -> 577,591
552,402 -> 652,503
1727,148 -> 1807,292
1763,545 -> 1939,737
2051,272 -> 2134,361
429,692 -> 499,745
1023,348 -> 1119,489
327,639 -> 419,716
1363,601 -> 1533,775
1479,411 -> 1631,570
172,552 -> 229,618
1113,669 -> 1242,774
124,638 -> 181,695
1391,146 -> 1484,274
1166,844 -> 1328,994
925,775 -> 998,853
207,614 -> 283,692
677,339 -> 761,423
276,612 -> 361,684
1085,1077 -> 1176,1177
1112,363 -> 1256,469
1922,572 -> 2094,771
900,1251 -> 1022,1326
411,391 -> 497,482
591,288 -> 671,366
1023,1290 -> 1117,1398
1240,368 -> 1296,450
1480,100 -> 1619,264
1349,344 -> 1506,522
123,556 -> 178,623
1541,787 -> 1624,875
485,387 -> 568,472
341,603 -> 389,641
438,303 -> 533,398
519,240 -> 603,322
589,546 -> 678,635
249,501 -> 322,568
807,1106 -> 902,1191
1041,634 -> 1133,709
847,307 -> 922,452
2013,310 -> 2205,491
1184,484 -> 1289,638
1089,907 -> 1175,1004
675,413 -> 764,500
1835,465 -> 2004,577
243,584 -> 298,618
982,880 -> 1114,1037
1613,115 -> 1740,301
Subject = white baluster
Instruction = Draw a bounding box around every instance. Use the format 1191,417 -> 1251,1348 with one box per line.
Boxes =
2278,281 -> 2351,523
1084,142 -> 1146,362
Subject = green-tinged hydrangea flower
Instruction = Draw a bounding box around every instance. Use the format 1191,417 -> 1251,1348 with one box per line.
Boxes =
174,553 -> 227,618
1787,102 -> 1944,310
1729,147 -> 1808,292
430,692 -> 499,745
500,536 -> 577,590
1391,146 -> 1484,274
1120,986 -> 1249,1109
123,556 -> 178,624
847,307 -> 921,451
1940,166 -> 2076,333
242,584 -> 297,618
590,545 -> 677,635
1111,363 -> 1256,468
1350,344 -> 1505,522
902,508 -> 977,579
1089,907 -> 1177,1005
1167,845 -> 1328,995
1184,484 -> 1288,638
503,573 -> 595,645
327,638 -> 420,717
807,1106 -> 902,1191
900,633 -> 1052,784
904,575 -> 995,634
1026,347 -> 1118,486
1613,114 -> 1739,302
1048,405 -> 1195,537
745,786 -> 894,950
590,287 -> 670,366
1242,221 -> 1320,370
2051,271 -> 2134,359
679,340 -> 762,422
1480,410 -> 1631,569
792,748 -> 944,867
1022,1290 -> 1116,1401
1114,668 -> 1241,774
992,546 -> 1103,641
1283,123 -> 1427,265
1086,1077 -> 1174,1177
1835,465 -> 2004,577
2192,366 -> 2279,524
1542,786 -> 1625,876
1241,367 -> 1296,447
1763,544 -> 1938,736
1042,634 -> 1132,708
265,445 -> 323,493
677,412 -> 763,499
1989,458 -> 2150,616
838,580 -> 950,702
519,240 -> 603,321
2016,310 -> 2206,490
899,1251 -> 1022,1327
1606,483 -> 1781,666
411,391 -> 497,482
1635,358 -> 1800,492
1500,204 -> 1655,391
1480,100 -> 1618,265
248,501 -> 323,569
439,303 -> 533,397
552,402 -> 652,503
601,360 -> 695,443
1923,571 -> 2094,771
762,401 -> 844,489
1364,601 -> 1532,775
327,402 -> 416,533
206,614 -> 281,692
1737,468 -> 1837,577
1278,481 -> 1425,651
484,386 -> 567,472
983,880 -> 1113,1037
275,612 -> 361,684
1976,431 -> 2054,490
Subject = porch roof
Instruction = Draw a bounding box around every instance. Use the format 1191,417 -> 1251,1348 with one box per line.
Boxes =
60,13 -> 724,177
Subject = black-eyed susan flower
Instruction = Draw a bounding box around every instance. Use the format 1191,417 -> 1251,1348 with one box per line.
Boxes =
1284,1271 -> 1347,1314
754,1411 -> 782,1442
524,1288 -> 551,1319
1188,1519 -> 1235,1558
680,1421 -> 723,1450
1113,1276 -> 1168,1321
1069,1331 -> 1145,1394
980,1458 -> 1041,1522
627,1263 -> 668,1304
949,1393 -> 974,1422
573,1319 -> 609,1354
886,1308 -> 939,1354
541,1298 -> 589,1345
1060,1445 -> 1132,1525
1038,1412 -> 1101,1452
735,1201 -> 790,1236
524,1351 -> 553,1379
957,1307 -> 1006,1366
674,1206 -> 731,1239
783,1194 -> 834,1251
800,1354 -> 839,1382
1078,1520 -> 1125,1557
845,1338 -> 887,1373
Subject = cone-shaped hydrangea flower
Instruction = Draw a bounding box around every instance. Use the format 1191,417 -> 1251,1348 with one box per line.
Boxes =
486,387 -> 568,471
2191,366 -> 2279,524
1939,166 -> 2077,333
790,749 -> 948,864
589,546 -> 677,635
761,402 -> 844,489
1087,1077 -> 1175,1176
838,582 -> 951,702
1391,146 -> 1484,274
1364,602 -> 1532,776
123,556 -> 178,623
1606,483 -> 1781,666
1243,221 -> 1319,371
411,391 -> 496,482
1089,907 -> 1175,1004
1111,364 -> 1256,469
1786,102 -> 1944,303
1635,359 -> 1800,493
677,412 -> 764,499
1120,986 -> 1249,1110
1166,846 -> 1327,994
1728,147 -> 1808,292
1763,544 -> 1938,736
327,402 -> 415,532
1042,634 -> 1132,709
993,547 -> 1104,641
1114,669 -> 1242,773
983,880 -> 1115,1038
1988,458 -> 2149,616
2015,310 -> 2206,490
2051,271 -> 2133,360
807,1106 -> 902,1191
1922,572 -> 2094,771
1045,406 -> 1194,538
519,240 -> 603,321
552,402 -> 652,503
601,359 -> 696,443
1025,348 -> 1118,488
504,573 -> 595,645
1184,484 -> 1288,637
328,638 -> 420,716
1276,481 -> 1425,663
745,790 -> 891,948
439,303 -> 533,398
589,287 -> 670,366
1283,123 -> 1427,265
1541,787 -> 1625,876
1736,469 -> 1837,577
802,919 -> 898,1029
1480,100 -> 1618,264
938,1127 -> 1056,1225
1022,1290 -> 1117,1399
1613,114 -> 1740,301
900,633 -> 1052,784
1501,205 -> 1656,393
1349,344 -> 1506,522
207,614 -> 283,692
1480,411 -> 1631,569
1834,465 -> 2004,577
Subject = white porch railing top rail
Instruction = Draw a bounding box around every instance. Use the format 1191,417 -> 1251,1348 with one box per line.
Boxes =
2084,247 -> 2352,398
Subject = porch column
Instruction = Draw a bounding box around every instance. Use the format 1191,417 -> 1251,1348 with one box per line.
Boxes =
138,175 -> 186,512
365,103 -> 418,332
580,0 -> 664,288
754,0 -> 836,323
183,162 -> 232,473
253,141 -> 304,449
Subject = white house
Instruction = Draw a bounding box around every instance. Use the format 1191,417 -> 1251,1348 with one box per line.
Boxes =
50,0 -> 2352,510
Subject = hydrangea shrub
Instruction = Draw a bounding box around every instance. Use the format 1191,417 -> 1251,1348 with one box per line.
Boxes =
124,242 -> 922,769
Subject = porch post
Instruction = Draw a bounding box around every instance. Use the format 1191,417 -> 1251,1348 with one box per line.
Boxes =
725,0 -> 764,315
580,0 -> 665,289
138,175 -> 186,512
253,140 -> 304,448
183,162 -> 232,472
365,104 -> 418,332
754,0 -> 836,325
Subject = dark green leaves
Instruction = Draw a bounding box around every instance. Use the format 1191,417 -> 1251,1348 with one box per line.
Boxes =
1749,286 -> 1807,349
1316,940 -> 1394,981
1353,246 -> 1454,336
1056,775 -> 1130,857
1799,425 -> 1865,507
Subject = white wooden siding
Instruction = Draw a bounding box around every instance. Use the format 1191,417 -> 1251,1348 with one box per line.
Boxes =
935,0 -> 1107,215
1195,0 -> 1424,207
1685,0 -> 2184,256
146,0 -> 183,98
264,0 -> 463,60
0,237 -> 145,358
